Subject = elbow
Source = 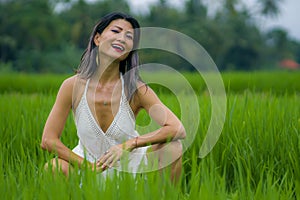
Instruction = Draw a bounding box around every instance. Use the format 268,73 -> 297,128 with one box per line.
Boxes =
171,123 -> 186,140
40,137 -> 48,151
40,137 -> 52,151
178,124 -> 186,139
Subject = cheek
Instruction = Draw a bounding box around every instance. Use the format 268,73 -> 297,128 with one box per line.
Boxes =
98,34 -> 113,45
98,39 -> 111,50
128,41 -> 134,49
124,43 -> 134,53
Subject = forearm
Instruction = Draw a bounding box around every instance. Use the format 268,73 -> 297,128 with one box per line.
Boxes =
139,125 -> 184,145
41,137 -> 85,167
124,124 -> 186,151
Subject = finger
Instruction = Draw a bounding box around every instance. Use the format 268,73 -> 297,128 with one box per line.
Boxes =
112,151 -> 123,166
98,152 -> 110,166
96,158 -> 104,167
97,159 -> 104,167
109,156 -> 120,168
96,161 -> 102,167
93,165 -> 104,173
102,154 -> 115,169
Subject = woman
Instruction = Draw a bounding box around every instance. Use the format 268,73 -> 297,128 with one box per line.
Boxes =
41,12 -> 186,182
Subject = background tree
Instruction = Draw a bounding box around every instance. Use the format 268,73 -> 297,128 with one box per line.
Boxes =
0,0 -> 299,73
258,0 -> 283,17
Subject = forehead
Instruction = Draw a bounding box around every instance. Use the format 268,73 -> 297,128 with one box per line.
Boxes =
107,19 -> 133,32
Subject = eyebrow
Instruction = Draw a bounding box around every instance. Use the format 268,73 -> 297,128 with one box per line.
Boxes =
113,25 -> 133,34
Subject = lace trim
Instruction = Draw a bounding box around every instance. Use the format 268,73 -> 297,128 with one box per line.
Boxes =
74,74 -> 137,159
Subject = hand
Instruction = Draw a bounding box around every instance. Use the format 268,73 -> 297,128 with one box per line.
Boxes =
96,144 -> 124,171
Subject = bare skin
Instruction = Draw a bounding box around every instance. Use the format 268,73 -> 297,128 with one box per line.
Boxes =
41,19 -> 186,183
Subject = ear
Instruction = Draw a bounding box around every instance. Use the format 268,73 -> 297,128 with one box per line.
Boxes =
94,33 -> 101,46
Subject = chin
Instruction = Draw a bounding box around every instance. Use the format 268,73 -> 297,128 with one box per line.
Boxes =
113,53 -> 130,62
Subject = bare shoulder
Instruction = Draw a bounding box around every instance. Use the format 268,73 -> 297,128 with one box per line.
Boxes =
136,81 -> 149,95
136,81 -> 158,99
60,75 -> 77,90
55,75 -> 79,105
59,75 -> 86,94
134,81 -> 161,109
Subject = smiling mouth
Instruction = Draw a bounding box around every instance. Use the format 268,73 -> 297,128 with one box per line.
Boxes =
112,44 -> 125,52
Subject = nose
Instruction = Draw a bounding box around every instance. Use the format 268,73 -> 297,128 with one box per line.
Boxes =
117,38 -> 125,44
116,33 -> 126,44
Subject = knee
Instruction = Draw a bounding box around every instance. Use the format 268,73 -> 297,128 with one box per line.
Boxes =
159,140 -> 183,170
44,160 -> 56,172
155,140 -> 183,161
44,162 -> 49,171
172,140 -> 183,152
44,158 -> 70,176
162,140 -> 182,157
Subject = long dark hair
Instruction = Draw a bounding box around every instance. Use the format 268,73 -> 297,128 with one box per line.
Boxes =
76,12 -> 142,102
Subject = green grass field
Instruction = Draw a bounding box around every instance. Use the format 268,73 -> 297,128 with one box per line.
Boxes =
1,71 -> 300,199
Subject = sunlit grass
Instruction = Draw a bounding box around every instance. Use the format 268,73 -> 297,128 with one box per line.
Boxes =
1,84 -> 299,199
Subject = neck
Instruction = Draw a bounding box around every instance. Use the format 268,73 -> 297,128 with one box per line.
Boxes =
94,56 -> 121,85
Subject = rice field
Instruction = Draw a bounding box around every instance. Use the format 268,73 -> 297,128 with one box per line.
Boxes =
1,71 -> 300,199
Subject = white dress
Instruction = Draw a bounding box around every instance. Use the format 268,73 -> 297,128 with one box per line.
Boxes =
72,75 -> 148,175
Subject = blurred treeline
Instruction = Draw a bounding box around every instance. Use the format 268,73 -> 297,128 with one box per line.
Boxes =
1,0 -> 300,73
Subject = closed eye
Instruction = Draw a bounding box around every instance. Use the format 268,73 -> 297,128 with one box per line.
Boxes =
111,29 -> 120,33
126,34 -> 133,40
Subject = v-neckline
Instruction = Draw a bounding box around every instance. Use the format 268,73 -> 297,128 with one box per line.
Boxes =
84,77 -> 124,135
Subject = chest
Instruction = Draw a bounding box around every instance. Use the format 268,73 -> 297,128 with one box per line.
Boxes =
86,85 -> 121,132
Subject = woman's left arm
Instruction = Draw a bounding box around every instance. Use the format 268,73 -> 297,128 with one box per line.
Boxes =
130,83 -> 186,148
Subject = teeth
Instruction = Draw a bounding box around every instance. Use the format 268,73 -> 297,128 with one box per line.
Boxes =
112,44 -> 124,51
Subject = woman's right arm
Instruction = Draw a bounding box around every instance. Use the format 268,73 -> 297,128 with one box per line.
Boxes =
40,76 -> 85,167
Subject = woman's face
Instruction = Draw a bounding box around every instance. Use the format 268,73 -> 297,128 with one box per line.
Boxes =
94,19 -> 134,62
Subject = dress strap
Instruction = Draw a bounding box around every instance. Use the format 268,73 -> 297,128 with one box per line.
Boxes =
84,79 -> 90,97
120,73 -> 125,97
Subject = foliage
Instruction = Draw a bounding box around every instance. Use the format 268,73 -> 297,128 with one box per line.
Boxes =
0,0 -> 299,72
